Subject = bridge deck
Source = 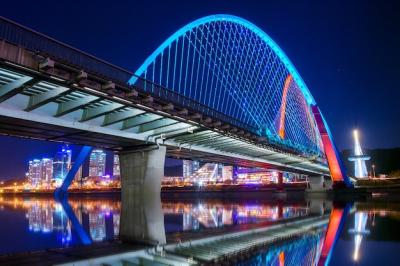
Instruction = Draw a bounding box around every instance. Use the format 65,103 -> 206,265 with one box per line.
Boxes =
0,16 -> 329,175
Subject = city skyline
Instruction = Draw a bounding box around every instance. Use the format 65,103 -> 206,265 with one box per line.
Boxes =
24,144 -> 121,189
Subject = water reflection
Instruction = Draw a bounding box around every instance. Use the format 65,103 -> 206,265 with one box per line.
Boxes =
0,195 -> 399,266
0,196 -> 120,252
238,227 -> 326,266
349,212 -> 369,262
162,200 -> 309,232
0,196 -> 313,253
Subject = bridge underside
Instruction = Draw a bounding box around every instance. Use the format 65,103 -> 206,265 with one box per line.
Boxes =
0,59 -> 329,176
0,112 -> 325,174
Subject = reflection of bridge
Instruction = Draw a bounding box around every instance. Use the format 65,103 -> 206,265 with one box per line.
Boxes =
59,201 -> 350,266
164,215 -> 330,263
0,15 -> 352,196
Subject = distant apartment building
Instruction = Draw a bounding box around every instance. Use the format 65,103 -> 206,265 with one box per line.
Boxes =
53,145 -> 72,187
113,154 -> 120,178
40,158 -> 53,186
28,159 -> 41,187
89,149 -> 106,177
183,160 -> 200,179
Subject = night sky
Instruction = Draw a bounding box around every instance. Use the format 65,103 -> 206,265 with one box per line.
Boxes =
1,0 -> 399,179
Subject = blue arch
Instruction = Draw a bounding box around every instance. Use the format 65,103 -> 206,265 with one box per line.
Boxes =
128,14 -> 315,105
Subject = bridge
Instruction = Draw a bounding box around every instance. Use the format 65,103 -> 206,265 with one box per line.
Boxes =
0,15 -> 351,195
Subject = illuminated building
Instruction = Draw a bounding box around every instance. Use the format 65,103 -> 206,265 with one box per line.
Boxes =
89,213 -> 106,242
28,159 -> 41,187
41,158 -> 53,187
189,163 -> 227,184
183,160 -> 200,179
348,129 -> 370,178
113,154 -> 120,178
73,165 -> 83,187
222,166 -> 233,181
236,167 -> 280,184
53,145 -> 72,187
89,149 -> 106,177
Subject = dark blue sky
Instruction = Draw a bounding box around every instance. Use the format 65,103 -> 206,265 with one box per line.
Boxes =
1,0 -> 399,179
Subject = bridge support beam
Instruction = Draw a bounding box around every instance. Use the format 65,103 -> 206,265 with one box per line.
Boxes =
307,175 -> 329,193
311,105 -> 352,188
119,145 -> 166,245
54,145 -> 92,198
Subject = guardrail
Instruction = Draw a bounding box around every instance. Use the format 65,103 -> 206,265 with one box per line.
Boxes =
0,16 -> 258,134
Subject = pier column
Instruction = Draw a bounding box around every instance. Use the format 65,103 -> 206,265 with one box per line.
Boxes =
307,175 -> 327,192
119,145 -> 166,245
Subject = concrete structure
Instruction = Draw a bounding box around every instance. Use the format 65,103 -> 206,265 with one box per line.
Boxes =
119,146 -> 167,244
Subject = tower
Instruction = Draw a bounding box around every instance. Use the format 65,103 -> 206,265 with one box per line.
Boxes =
348,129 -> 370,178
53,145 -> 72,187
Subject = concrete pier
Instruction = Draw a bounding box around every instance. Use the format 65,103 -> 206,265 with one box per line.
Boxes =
119,145 -> 167,245
307,175 -> 330,193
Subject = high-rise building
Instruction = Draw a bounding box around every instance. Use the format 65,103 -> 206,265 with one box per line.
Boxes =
222,165 -> 233,181
53,145 -> 72,187
28,159 -> 41,187
89,149 -> 107,177
74,165 -> 83,181
113,154 -> 120,178
41,158 -> 53,185
183,160 -> 200,179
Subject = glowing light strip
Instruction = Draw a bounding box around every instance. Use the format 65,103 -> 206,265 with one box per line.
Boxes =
129,14 -> 315,105
278,74 -> 293,139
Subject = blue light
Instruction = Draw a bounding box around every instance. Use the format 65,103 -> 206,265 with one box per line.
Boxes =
128,14 -> 315,105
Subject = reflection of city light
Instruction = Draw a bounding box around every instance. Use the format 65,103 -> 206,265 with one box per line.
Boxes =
0,197 -> 121,246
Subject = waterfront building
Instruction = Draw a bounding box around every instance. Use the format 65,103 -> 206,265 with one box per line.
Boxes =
183,160 -> 200,179
222,166 -> 233,181
73,165 -> 83,187
40,158 -> 53,187
89,149 -> 107,177
28,159 -> 41,187
113,154 -> 120,178
53,145 -> 72,187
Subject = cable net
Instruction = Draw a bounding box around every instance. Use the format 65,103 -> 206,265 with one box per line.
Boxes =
131,16 -> 323,157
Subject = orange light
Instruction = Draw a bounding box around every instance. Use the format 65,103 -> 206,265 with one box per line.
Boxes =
279,251 -> 285,266
318,208 -> 344,266
278,75 -> 293,139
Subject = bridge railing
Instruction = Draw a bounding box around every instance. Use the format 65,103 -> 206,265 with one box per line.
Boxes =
133,77 -> 259,133
0,16 -> 133,83
0,16 -> 258,135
